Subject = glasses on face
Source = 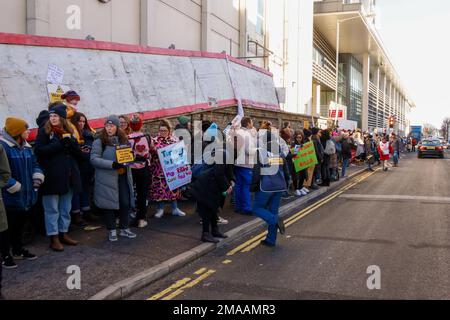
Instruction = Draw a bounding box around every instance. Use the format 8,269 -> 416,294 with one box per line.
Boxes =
159,128 -> 169,133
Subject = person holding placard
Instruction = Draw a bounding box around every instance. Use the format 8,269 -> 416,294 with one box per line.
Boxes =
90,115 -> 136,242
149,119 -> 186,219
34,103 -> 83,251
291,131 -> 309,197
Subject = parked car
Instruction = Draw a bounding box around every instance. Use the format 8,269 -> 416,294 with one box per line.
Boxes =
418,140 -> 445,159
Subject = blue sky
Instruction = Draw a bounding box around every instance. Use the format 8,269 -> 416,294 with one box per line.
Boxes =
377,0 -> 450,128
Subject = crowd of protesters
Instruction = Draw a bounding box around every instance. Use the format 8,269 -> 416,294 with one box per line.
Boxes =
0,90 -> 411,299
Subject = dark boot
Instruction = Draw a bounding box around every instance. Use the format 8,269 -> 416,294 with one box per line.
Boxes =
277,217 -> 286,235
211,228 -> 228,239
71,212 -> 87,227
49,235 -> 64,252
201,232 -> 219,243
82,211 -> 99,222
59,233 -> 79,246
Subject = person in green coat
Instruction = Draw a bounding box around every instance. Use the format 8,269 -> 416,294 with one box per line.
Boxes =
0,143 -> 12,299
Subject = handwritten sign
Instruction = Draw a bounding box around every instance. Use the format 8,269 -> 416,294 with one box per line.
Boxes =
47,84 -> 71,103
157,141 -> 192,191
116,145 -> 135,164
293,141 -> 318,172
47,64 -> 64,84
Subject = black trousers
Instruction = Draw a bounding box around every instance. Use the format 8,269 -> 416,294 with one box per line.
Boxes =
132,167 -> 149,221
197,202 -> 218,234
103,175 -> 131,230
0,209 -> 26,258
293,169 -> 308,190
321,155 -> 331,185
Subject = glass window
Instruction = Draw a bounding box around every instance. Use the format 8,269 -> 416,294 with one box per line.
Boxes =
256,0 -> 264,35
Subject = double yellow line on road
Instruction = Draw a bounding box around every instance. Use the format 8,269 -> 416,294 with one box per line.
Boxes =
148,268 -> 216,300
227,169 -> 379,256
147,169 -> 379,300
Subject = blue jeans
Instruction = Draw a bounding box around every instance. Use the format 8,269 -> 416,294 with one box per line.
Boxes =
393,151 -> 399,165
157,201 -> 178,211
342,158 -> 350,177
252,191 -> 283,246
43,190 -> 73,236
72,191 -> 91,213
234,167 -> 253,213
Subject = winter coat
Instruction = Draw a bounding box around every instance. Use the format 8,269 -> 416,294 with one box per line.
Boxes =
78,128 -> 95,189
324,140 -> 336,156
90,138 -> 135,211
377,142 -> 393,161
341,138 -> 352,160
364,138 -> 375,156
311,136 -> 324,163
34,127 -> 83,196
392,138 -> 401,153
149,135 -> 182,202
190,148 -> 235,211
0,131 -> 44,211
0,144 -> 11,232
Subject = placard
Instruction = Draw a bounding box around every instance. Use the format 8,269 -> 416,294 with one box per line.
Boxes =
293,141 -> 318,172
157,141 -> 192,191
47,64 -> 65,84
116,145 -> 135,164
47,84 -> 71,103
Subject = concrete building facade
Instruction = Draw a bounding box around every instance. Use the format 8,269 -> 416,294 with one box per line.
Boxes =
313,0 -> 415,133
0,0 -> 413,132
0,0 -> 314,116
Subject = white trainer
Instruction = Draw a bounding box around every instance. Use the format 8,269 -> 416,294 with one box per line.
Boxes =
172,208 -> 186,217
138,220 -> 148,228
301,187 -> 310,194
295,190 -> 303,197
119,228 -> 137,239
154,209 -> 164,219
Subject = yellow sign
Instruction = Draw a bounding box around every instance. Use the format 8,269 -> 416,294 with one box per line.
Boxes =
116,145 -> 135,164
47,84 -> 70,103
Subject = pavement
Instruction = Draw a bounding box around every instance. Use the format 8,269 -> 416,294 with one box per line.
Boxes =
2,161 -> 367,300
126,151 -> 450,300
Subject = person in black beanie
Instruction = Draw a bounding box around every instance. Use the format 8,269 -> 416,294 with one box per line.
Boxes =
34,103 -> 83,251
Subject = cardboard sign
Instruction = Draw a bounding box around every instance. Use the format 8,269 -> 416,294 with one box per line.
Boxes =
47,84 -> 71,103
116,145 -> 135,164
157,141 -> 192,191
293,141 -> 318,172
47,64 -> 64,84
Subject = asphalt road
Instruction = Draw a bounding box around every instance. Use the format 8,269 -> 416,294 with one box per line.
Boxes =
129,151 -> 450,300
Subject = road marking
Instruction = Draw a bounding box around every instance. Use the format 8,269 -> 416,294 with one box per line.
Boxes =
339,194 -> 450,204
147,277 -> 192,300
194,267 -> 207,275
162,269 -> 216,300
222,260 -> 232,264
228,169 -> 379,255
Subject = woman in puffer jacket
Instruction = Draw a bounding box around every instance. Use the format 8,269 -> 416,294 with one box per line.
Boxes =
0,118 -> 44,269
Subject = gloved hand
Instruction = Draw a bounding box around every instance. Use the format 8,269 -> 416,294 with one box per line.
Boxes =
112,162 -> 126,170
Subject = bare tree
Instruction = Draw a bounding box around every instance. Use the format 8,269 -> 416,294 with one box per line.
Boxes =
423,123 -> 438,137
440,118 -> 450,141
